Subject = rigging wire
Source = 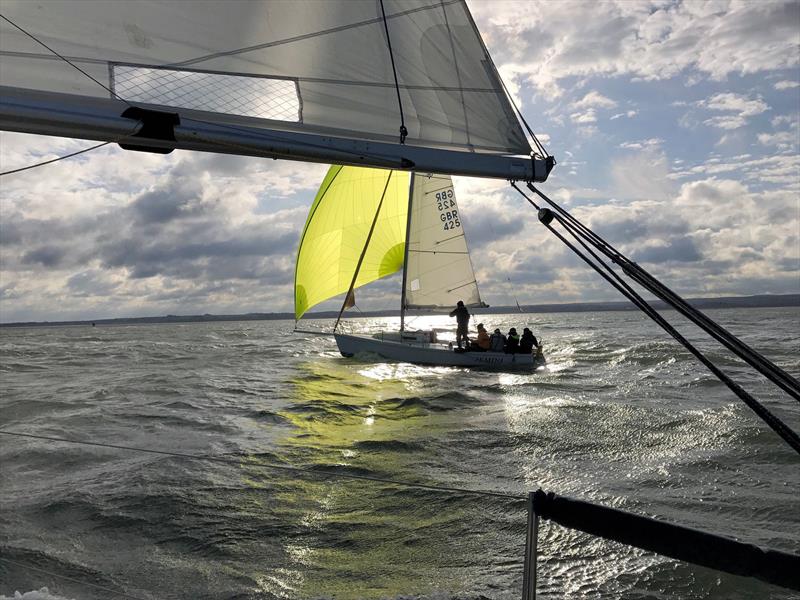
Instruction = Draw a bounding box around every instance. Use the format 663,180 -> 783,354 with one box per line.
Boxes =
0,14 -> 131,107
0,13 -> 415,172
0,141 -> 112,176
0,557 -> 145,600
0,429 -> 524,501
379,0 -> 409,144
526,183 -> 800,403
510,183 -> 800,456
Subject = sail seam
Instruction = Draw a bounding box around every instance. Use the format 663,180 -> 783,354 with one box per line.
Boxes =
334,171 -> 396,331
169,1 -> 462,68
1,52 -> 502,93
294,166 -> 344,320
440,0 -> 472,149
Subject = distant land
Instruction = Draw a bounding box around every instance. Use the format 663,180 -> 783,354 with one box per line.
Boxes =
1,294 -> 797,328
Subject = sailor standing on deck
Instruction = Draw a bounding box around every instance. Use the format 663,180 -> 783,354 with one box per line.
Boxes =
449,300 -> 470,349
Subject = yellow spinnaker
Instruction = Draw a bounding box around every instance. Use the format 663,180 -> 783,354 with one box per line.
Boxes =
294,165 -> 410,320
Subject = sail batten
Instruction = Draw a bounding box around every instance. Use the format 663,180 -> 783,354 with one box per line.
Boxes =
403,173 -> 484,311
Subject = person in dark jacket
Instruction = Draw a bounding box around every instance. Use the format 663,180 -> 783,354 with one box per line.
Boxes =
504,327 -> 520,353
519,327 -> 539,353
489,328 -> 506,352
449,300 -> 470,349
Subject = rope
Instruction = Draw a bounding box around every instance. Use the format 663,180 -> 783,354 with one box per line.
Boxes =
511,183 -> 800,456
0,557 -> 146,600
0,14 -> 131,106
0,430 -> 525,501
379,0 -> 408,144
526,183 -> 800,403
0,141 -> 112,176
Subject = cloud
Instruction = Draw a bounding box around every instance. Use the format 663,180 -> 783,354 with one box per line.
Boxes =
469,0 -> 800,97
570,91 -> 617,109
696,92 -> 770,129
774,80 -> 800,90
610,110 -> 638,120
619,138 -> 664,150
570,109 -> 598,124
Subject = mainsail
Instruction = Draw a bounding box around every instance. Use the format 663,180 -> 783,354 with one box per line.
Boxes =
0,0 -> 552,181
295,165 -> 484,320
404,173 -> 485,310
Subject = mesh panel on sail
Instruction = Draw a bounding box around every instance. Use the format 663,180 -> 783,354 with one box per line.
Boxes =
0,0 -> 530,155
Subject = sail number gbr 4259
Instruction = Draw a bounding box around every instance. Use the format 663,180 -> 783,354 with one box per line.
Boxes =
435,188 -> 460,231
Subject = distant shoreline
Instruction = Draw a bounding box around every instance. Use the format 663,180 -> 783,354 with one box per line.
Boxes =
1,294 -> 797,328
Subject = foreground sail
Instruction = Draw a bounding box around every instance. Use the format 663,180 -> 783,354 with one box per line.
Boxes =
0,0 -> 552,181
295,165 -> 544,370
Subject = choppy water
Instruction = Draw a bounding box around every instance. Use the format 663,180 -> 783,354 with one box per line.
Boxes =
1,308 -> 798,600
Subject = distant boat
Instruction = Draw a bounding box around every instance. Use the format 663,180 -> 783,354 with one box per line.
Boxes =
294,165 -> 545,369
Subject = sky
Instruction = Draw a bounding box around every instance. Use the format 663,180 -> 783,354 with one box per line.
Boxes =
0,0 -> 798,323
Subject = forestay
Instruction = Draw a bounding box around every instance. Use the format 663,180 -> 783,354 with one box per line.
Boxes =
0,0 -> 530,156
404,174 -> 485,310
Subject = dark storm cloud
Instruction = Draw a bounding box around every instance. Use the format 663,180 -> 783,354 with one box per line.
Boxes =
130,178 -> 206,224
66,270 -> 120,297
0,219 -> 22,245
634,237 -> 702,264
21,245 -> 64,267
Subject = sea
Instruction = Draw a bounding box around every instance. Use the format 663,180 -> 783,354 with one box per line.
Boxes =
1,307 -> 798,600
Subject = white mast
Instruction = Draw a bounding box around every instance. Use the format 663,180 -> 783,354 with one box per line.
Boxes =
400,172 -> 416,332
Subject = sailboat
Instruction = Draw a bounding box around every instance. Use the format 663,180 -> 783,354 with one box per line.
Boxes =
294,165 -> 545,369
3,1 -> 796,596
295,165 -> 544,369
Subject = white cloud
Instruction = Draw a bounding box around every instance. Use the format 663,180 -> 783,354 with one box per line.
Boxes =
570,109 -> 598,124
701,93 -> 769,117
610,110 -> 638,120
570,91 -> 618,109
696,92 -> 770,129
774,80 -> 800,90
757,131 -> 797,150
619,138 -> 664,150
469,0 -> 800,97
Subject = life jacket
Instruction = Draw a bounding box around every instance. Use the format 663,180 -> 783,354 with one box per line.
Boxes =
505,334 -> 520,353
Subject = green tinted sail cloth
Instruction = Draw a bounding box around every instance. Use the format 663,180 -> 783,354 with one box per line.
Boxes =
295,166 -> 410,320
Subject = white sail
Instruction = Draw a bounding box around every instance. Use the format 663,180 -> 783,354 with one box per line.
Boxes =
403,173 -> 485,310
0,0 -> 530,156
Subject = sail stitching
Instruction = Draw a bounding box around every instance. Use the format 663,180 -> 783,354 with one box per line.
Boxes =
440,0 -> 472,149
171,0 -> 461,68
334,171 -> 396,331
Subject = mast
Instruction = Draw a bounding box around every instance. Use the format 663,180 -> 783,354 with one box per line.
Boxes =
399,172 -> 416,332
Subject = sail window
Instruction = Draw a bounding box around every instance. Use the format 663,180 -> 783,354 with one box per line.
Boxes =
111,64 -> 301,122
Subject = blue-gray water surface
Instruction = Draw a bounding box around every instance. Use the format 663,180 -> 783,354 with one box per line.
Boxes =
1,308 -> 798,600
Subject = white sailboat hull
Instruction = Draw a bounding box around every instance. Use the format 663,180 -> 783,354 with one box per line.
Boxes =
334,333 -> 544,370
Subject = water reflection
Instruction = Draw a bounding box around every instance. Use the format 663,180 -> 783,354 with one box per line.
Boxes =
247,357 -> 486,598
